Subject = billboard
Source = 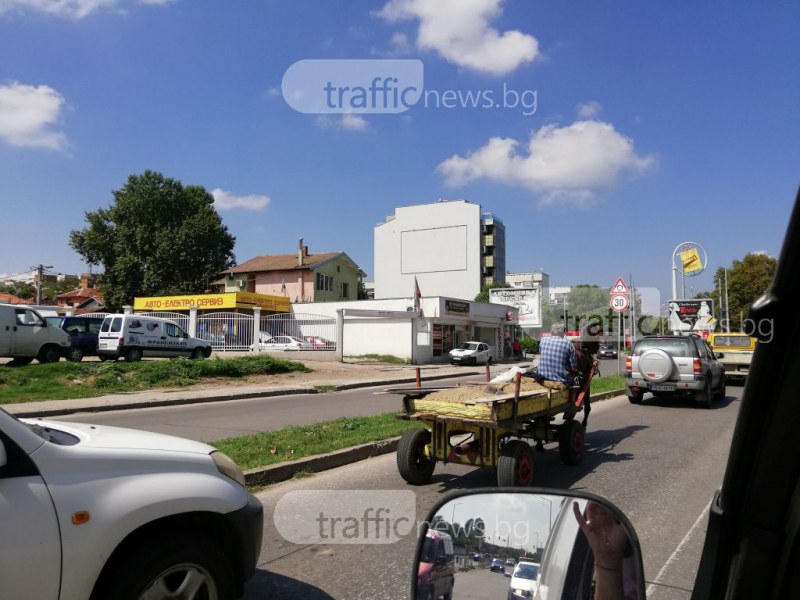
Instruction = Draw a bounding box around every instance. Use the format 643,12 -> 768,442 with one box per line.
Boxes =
489,287 -> 542,327
668,299 -> 716,333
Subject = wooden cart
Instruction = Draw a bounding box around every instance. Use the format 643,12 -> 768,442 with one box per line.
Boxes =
389,372 -> 592,487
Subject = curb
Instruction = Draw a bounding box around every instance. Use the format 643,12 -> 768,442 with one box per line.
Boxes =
10,371 -> 482,419
243,388 -> 626,487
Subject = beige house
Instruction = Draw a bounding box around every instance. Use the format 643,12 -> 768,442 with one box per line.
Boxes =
218,240 -> 366,303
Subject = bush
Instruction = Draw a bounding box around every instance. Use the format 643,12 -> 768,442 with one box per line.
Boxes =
519,337 -> 539,355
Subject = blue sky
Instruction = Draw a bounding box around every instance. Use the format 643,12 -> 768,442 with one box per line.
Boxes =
1,0 -> 798,312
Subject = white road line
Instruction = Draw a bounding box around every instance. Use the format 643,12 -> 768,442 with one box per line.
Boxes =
647,501 -> 712,597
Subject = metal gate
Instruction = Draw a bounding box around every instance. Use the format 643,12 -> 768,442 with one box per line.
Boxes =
197,312 -> 254,351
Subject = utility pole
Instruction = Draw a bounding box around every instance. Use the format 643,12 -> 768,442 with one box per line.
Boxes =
32,264 -> 53,305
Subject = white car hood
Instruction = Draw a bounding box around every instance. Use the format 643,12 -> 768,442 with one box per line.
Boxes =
450,348 -> 476,356
22,419 -> 215,455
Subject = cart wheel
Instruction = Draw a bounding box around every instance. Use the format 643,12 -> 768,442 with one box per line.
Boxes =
397,429 -> 435,485
559,419 -> 585,465
497,440 -> 534,487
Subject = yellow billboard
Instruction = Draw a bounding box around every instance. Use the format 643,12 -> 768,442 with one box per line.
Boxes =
134,292 -> 290,312
679,247 -> 703,274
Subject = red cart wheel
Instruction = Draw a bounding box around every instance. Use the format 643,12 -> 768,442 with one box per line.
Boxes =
559,419 -> 585,465
497,440 -> 534,487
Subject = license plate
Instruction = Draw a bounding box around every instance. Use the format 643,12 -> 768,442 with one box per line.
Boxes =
452,357 -> 461,361
650,384 -> 674,391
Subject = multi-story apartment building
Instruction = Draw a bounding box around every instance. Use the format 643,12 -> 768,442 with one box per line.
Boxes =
374,199 -> 506,301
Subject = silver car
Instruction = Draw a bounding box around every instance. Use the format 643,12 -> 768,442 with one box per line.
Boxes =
625,335 -> 726,407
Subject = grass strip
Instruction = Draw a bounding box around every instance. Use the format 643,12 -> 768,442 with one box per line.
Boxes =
214,412 -> 425,470
0,355 -> 309,404
591,374 -> 625,394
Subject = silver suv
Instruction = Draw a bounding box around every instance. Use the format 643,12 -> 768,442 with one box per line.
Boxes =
625,335 -> 726,407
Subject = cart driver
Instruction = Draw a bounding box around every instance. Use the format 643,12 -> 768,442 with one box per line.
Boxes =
538,323 -> 578,390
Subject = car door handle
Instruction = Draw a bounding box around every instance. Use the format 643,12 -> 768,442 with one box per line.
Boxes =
160,336 -> 166,340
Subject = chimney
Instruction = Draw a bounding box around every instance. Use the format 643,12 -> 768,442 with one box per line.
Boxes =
298,238 -> 304,267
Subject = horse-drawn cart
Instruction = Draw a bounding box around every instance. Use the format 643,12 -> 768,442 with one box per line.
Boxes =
388,370 -> 592,487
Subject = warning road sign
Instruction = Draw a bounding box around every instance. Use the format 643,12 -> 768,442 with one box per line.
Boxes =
611,278 -> 629,295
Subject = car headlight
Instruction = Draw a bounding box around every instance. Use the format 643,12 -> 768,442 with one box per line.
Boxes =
211,451 -> 246,486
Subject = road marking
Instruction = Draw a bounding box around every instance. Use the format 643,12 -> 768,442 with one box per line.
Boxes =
647,501 -> 711,597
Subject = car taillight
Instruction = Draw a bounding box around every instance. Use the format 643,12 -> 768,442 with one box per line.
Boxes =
118,337 -> 124,347
693,358 -> 700,375
625,357 -> 632,372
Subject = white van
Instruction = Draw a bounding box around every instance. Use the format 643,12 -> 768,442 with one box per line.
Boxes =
97,314 -> 212,362
0,303 -> 71,365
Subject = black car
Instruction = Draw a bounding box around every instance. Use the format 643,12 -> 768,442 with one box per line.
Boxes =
51,316 -> 105,362
597,343 -> 617,359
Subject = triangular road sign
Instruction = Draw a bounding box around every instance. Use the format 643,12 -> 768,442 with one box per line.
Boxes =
611,277 -> 629,294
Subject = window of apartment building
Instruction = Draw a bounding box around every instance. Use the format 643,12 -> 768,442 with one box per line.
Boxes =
316,273 -> 334,292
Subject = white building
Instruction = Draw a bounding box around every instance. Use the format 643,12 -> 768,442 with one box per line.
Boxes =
506,271 -> 550,299
373,199 -> 506,301
294,296 -> 516,364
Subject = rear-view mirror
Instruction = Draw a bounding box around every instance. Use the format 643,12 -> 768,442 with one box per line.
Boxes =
413,489 -> 646,600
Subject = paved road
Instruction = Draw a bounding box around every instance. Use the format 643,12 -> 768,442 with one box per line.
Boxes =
242,385 -> 743,599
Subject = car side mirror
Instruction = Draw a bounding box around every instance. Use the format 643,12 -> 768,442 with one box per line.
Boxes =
435,555 -> 447,566
413,489 -> 646,600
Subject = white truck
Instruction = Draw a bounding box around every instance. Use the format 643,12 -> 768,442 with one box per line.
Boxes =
0,303 -> 71,365
0,406 -> 263,599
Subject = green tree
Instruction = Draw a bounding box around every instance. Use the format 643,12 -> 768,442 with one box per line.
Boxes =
714,253 -> 777,330
0,281 -> 35,300
41,275 -> 80,304
474,282 -> 511,303
69,171 -> 236,311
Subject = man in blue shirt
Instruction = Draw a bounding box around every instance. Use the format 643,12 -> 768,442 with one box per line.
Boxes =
538,323 -> 578,388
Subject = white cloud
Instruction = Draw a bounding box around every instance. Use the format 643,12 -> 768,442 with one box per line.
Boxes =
0,0 -> 173,19
437,120 -> 656,205
315,114 -> 369,132
211,188 -> 270,211
577,100 -> 602,119
376,0 -> 538,76
0,82 -> 67,149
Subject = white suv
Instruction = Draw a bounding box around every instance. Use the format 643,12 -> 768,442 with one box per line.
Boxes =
0,407 -> 262,599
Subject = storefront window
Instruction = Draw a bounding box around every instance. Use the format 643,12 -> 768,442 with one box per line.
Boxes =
432,324 -> 456,357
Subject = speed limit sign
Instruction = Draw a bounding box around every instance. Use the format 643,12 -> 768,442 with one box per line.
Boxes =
610,294 -> 630,312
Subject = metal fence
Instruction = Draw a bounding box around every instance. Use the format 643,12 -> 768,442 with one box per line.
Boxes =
260,313 -> 337,350
197,312 -> 254,351
134,311 -> 189,331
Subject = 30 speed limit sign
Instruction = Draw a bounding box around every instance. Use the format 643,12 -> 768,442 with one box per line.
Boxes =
610,294 -> 630,312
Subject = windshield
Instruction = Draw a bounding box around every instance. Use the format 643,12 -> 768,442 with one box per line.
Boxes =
419,536 -> 435,564
513,564 -> 539,580
633,338 -> 693,358
711,336 -> 753,348
456,343 -> 478,351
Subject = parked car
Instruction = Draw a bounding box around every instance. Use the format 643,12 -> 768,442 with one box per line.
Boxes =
597,343 -> 618,359
508,560 -> 540,600
416,530 -> 455,600
625,334 -> 726,407
449,341 -> 492,366
490,558 -> 506,572
97,314 -> 212,362
260,335 -> 310,350
0,303 -> 71,365
506,557 -> 516,566
301,335 -> 335,349
50,315 -> 104,362
0,407 -> 263,598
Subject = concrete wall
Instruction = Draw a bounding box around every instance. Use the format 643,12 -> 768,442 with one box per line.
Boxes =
374,200 -> 482,301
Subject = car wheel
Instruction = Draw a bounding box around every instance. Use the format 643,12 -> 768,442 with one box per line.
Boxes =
628,391 -> 644,404
397,429 -> 436,485
696,378 -> 713,408
93,531 -> 235,600
37,345 -> 61,364
497,440 -> 534,486
67,347 -> 84,362
714,377 -> 727,401
124,348 -> 143,362
190,348 -> 204,360
558,419 -> 585,465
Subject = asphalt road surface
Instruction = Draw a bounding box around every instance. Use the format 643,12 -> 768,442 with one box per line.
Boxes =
241,385 -> 743,599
